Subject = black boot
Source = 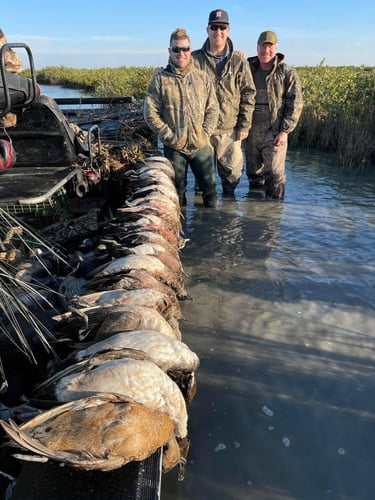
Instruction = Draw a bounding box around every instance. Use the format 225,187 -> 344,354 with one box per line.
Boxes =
249,175 -> 265,189
203,193 -> 218,208
266,182 -> 285,200
221,180 -> 236,197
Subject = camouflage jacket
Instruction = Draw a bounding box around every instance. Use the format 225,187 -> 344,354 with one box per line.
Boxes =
144,61 -> 219,155
192,38 -> 255,135
248,53 -> 303,134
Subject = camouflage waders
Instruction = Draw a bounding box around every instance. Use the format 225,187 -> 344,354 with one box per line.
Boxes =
210,130 -> 244,195
246,123 -> 287,199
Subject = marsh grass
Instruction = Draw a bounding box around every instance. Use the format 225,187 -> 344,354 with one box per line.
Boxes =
292,64 -> 375,170
23,64 -> 375,170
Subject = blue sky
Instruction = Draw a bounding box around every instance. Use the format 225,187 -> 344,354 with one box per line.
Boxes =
2,0 -> 374,69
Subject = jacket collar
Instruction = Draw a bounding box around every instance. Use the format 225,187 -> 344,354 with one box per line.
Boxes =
165,60 -> 194,77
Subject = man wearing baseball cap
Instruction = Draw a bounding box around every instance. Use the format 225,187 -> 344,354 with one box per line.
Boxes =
245,30 -> 303,199
192,9 -> 255,197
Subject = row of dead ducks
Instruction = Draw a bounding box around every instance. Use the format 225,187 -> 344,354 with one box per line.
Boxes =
0,156 -> 197,480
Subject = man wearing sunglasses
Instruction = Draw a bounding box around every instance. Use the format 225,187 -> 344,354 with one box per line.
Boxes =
192,9 -> 255,196
144,28 -> 219,208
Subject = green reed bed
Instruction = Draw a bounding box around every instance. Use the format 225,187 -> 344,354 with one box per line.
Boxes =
33,65 -> 155,100
293,64 -> 375,170
25,64 -> 374,170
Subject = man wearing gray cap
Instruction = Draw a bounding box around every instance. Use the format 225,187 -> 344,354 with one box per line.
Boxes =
246,31 -> 303,199
192,9 -> 255,196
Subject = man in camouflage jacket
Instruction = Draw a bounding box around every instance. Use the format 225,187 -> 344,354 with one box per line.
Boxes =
246,31 -> 303,199
144,28 -> 219,208
192,9 -> 255,196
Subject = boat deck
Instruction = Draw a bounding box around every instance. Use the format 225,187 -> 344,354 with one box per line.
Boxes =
11,448 -> 162,499
0,166 -> 81,204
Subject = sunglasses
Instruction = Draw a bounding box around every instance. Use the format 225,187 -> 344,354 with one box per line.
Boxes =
209,24 -> 228,31
170,46 -> 190,53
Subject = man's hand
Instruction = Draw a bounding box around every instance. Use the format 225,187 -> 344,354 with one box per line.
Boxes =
234,50 -> 246,59
236,131 -> 248,141
273,131 -> 287,146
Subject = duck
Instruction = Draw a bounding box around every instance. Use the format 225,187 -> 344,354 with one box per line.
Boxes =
127,183 -> 180,209
67,287 -> 181,322
116,205 -> 182,232
0,393 -> 182,472
108,242 -> 183,275
83,267 -> 185,304
85,254 -> 186,297
64,330 -> 199,403
125,192 -> 180,212
55,303 -> 182,343
102,216 -> 187,249
32,353 -> 189,439
117,230 -> 184,258
115,213 -> 183,242
136,156 -> 176,178
67,329 -> 199,375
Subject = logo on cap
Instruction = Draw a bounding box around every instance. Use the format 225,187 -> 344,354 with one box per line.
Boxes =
208,9 -> 229,24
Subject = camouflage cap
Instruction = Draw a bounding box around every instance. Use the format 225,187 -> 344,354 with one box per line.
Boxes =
208,9 -> 229,25
257,31 -> 278,45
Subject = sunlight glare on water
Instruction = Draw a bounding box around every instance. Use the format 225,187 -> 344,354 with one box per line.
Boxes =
163,149 -> 375,500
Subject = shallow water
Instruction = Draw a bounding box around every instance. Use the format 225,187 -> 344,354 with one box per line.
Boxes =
162,150 -> 375,500
40,84 -> 90,99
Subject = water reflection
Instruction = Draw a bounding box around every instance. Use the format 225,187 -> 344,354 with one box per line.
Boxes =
40,84 -> 90,99
162,149 -> 375,500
